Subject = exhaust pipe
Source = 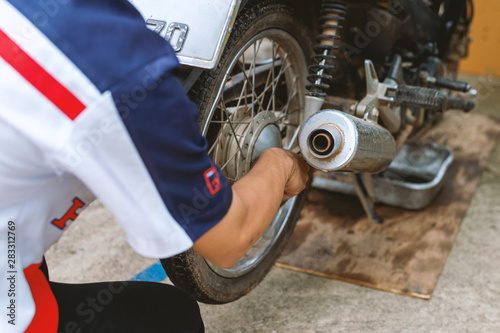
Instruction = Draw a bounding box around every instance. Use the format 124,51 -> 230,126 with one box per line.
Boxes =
299,110 -> 396,173
309,129 -> 337,156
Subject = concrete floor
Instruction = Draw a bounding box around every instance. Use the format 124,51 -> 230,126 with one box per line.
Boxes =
45,74 -> 500,332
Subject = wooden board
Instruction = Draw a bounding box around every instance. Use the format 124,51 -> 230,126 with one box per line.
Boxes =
277,112 -> 500,299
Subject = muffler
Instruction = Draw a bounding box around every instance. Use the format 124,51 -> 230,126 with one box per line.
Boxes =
299,110 -> 396,173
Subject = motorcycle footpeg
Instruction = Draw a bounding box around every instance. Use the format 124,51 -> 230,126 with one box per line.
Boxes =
446,97 -> 475,112
433,77 -> 471,92
395,85 -> 448,112
421,73 -> 471,92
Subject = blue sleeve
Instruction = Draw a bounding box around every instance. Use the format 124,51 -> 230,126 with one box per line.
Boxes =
112,61 -> 233,241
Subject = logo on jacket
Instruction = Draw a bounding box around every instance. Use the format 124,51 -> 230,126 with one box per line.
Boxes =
51,197 -> 85,230
203,165 -> 221,196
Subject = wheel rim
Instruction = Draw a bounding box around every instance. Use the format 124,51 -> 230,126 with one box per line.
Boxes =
201,29 -> 308,278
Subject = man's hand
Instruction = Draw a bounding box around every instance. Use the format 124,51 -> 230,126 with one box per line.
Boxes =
193,147 -> 310,268
256,148 -> 310,201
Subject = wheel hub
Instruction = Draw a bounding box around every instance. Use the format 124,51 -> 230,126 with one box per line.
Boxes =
213,110 -> 282,181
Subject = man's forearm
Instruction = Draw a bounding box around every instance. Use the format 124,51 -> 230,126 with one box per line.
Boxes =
193,148 -> 297,268
229,151 -> 290,251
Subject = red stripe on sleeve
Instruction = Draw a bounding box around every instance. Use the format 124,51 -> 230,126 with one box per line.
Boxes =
24,263 -> 59,333
0,29 -> 85,120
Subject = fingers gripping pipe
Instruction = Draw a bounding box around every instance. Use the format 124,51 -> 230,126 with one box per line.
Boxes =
299,110 -> 397,173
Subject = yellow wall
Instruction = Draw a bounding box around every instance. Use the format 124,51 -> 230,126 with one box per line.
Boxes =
460,0 -> 500,76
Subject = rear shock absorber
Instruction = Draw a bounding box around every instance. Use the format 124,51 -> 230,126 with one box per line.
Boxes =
306,0 -> 347,98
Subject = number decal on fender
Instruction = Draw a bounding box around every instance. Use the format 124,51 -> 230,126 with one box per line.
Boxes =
146,19 -> 166,33
165,23 -> 189,52
146,19 -> 189,52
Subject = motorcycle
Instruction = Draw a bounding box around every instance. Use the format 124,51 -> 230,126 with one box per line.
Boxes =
130,0 -> 475,303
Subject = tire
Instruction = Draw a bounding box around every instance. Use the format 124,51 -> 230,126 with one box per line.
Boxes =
160,0 -> 313,304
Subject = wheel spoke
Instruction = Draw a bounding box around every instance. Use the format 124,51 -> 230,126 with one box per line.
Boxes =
207,140 -> 218,155
271,41 -> 276,113
248,58 -> 292,116
208,120 -> 251,125
284,126 -> 300,150
240,52 -> 249,107
220,100 -> 245,157
220,149 -> 240,171
279,77 -> 298,118
207,101 -> 248,157
274,107 -> 301,122
263,53 -> 291,116
224,60 -> 284,102
236,61 -> 263,114
234,39 -> 270,124
254,57 -> 275,113
235,78 -> 249,111
252,42 -> 279,114
251,41 -> 258,133
264,42 -> 284,115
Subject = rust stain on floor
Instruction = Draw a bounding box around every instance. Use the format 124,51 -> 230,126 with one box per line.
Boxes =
277,112 -> 500,299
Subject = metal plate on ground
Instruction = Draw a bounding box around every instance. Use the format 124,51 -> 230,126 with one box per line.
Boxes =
312,142 -> 454,210
277,112 -> 500,299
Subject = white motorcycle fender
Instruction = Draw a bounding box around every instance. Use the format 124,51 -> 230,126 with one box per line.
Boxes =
130,0 -> 242,69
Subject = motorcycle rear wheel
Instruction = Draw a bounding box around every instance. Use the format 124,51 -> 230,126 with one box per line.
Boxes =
161,0 -> 312,304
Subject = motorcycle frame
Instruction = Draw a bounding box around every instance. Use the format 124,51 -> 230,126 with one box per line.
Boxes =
130,0 -> 471,93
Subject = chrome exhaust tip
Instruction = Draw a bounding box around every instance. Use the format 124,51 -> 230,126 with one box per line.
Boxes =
299,110 -> 397,173
307,127 -> 342,158
309,130 -> 333,155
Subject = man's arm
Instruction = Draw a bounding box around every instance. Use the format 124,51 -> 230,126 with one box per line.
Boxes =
193,148 -> 310,268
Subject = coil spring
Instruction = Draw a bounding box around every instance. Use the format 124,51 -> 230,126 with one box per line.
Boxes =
306,0 -> 347,98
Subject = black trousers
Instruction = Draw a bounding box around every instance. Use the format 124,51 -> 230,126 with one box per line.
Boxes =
41,262 -> 205,333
